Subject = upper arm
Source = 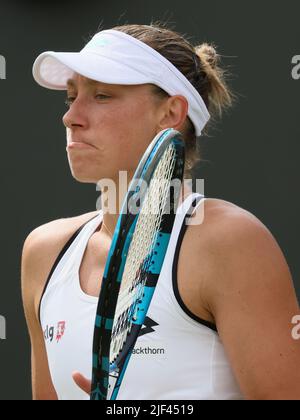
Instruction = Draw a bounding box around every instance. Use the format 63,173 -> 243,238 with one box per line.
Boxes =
205,212 -> 300,400
21,229 -> 58,400
21,210 -> 99,400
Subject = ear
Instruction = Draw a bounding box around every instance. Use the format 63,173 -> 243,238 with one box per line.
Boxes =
156,95 -> 189,133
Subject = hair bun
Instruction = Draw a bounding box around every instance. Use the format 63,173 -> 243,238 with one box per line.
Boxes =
195,43 -> 218,70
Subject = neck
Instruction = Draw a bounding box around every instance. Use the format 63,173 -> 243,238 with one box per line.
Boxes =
98,175 -> 193,239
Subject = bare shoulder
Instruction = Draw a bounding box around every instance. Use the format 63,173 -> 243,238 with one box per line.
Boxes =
21,210 -> 100,318
23,210 -> 100,248
22,210 -> 100,268
189,196 -> 273,243
186,196 -> 297,311
188,199 -> 300,399
189,196 -> 292,272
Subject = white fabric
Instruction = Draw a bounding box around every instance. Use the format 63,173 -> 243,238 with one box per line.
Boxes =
32,29 -> 210,136
40,193 -> 243,400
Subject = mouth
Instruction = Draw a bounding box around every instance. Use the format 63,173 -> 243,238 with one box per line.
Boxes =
67,141 -> 96,150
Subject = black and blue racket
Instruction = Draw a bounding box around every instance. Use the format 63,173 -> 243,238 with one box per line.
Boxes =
90,128 -> 185,400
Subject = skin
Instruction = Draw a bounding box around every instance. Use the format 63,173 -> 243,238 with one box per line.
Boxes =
22,73 -> 300,400
63,75 -> 189,233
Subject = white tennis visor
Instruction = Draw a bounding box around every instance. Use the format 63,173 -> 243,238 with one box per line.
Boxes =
32,29 -> 210,136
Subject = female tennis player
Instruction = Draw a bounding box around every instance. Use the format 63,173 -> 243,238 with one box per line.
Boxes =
22,23 -> 300,400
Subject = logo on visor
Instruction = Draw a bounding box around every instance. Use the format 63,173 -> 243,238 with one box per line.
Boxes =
88,38 -> 110,48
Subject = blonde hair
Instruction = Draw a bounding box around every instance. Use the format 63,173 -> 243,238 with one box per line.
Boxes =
107,22 -> 236,178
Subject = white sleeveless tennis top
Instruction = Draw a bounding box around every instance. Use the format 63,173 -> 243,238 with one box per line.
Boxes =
40,193 -> 244,400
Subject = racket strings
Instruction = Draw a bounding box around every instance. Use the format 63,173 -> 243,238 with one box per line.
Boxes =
110,145 -> 176,363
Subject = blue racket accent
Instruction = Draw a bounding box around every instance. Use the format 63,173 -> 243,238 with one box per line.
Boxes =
103,219 -> 121,278
116,217 -> 138,283
93,354 -> 98,369
90,128 -> 185,401
132,286 -> 154,325
102,357 -> 109,372
105,319 -> 113,330
149,232 -> 170,274
95,315 -> 101,328
110,352 -> 132,400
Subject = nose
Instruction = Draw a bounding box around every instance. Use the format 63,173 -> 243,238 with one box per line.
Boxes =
62,96 -> 88,129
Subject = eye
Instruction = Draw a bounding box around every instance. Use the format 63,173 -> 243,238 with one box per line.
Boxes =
64,93 -> 110,107
65,96 -> 76,107
95,94 -> 111,100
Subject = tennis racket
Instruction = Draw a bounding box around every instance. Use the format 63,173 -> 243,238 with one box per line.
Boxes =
90,128 -> 185,400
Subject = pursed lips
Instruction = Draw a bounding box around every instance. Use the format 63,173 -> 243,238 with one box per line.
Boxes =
67,139 -> 96,149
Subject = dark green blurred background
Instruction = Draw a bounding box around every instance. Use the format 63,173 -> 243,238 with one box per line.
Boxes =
0,0 -> 299,400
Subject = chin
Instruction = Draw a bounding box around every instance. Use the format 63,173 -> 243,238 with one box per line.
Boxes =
69,162 -> 128,185
72,175 -> 97,183
69,167 -> 98,184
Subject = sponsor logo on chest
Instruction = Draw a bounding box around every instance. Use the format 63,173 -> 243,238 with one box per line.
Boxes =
44,321 -> 66,343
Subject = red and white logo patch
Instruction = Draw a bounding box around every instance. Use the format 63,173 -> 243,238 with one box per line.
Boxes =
56,321 -> 66,343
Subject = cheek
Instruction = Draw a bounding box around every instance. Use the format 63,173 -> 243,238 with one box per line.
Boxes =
119,101 -> 158,143
97,103 -> 157,159
116,124 -> 156,170
104,103 -> 155,133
